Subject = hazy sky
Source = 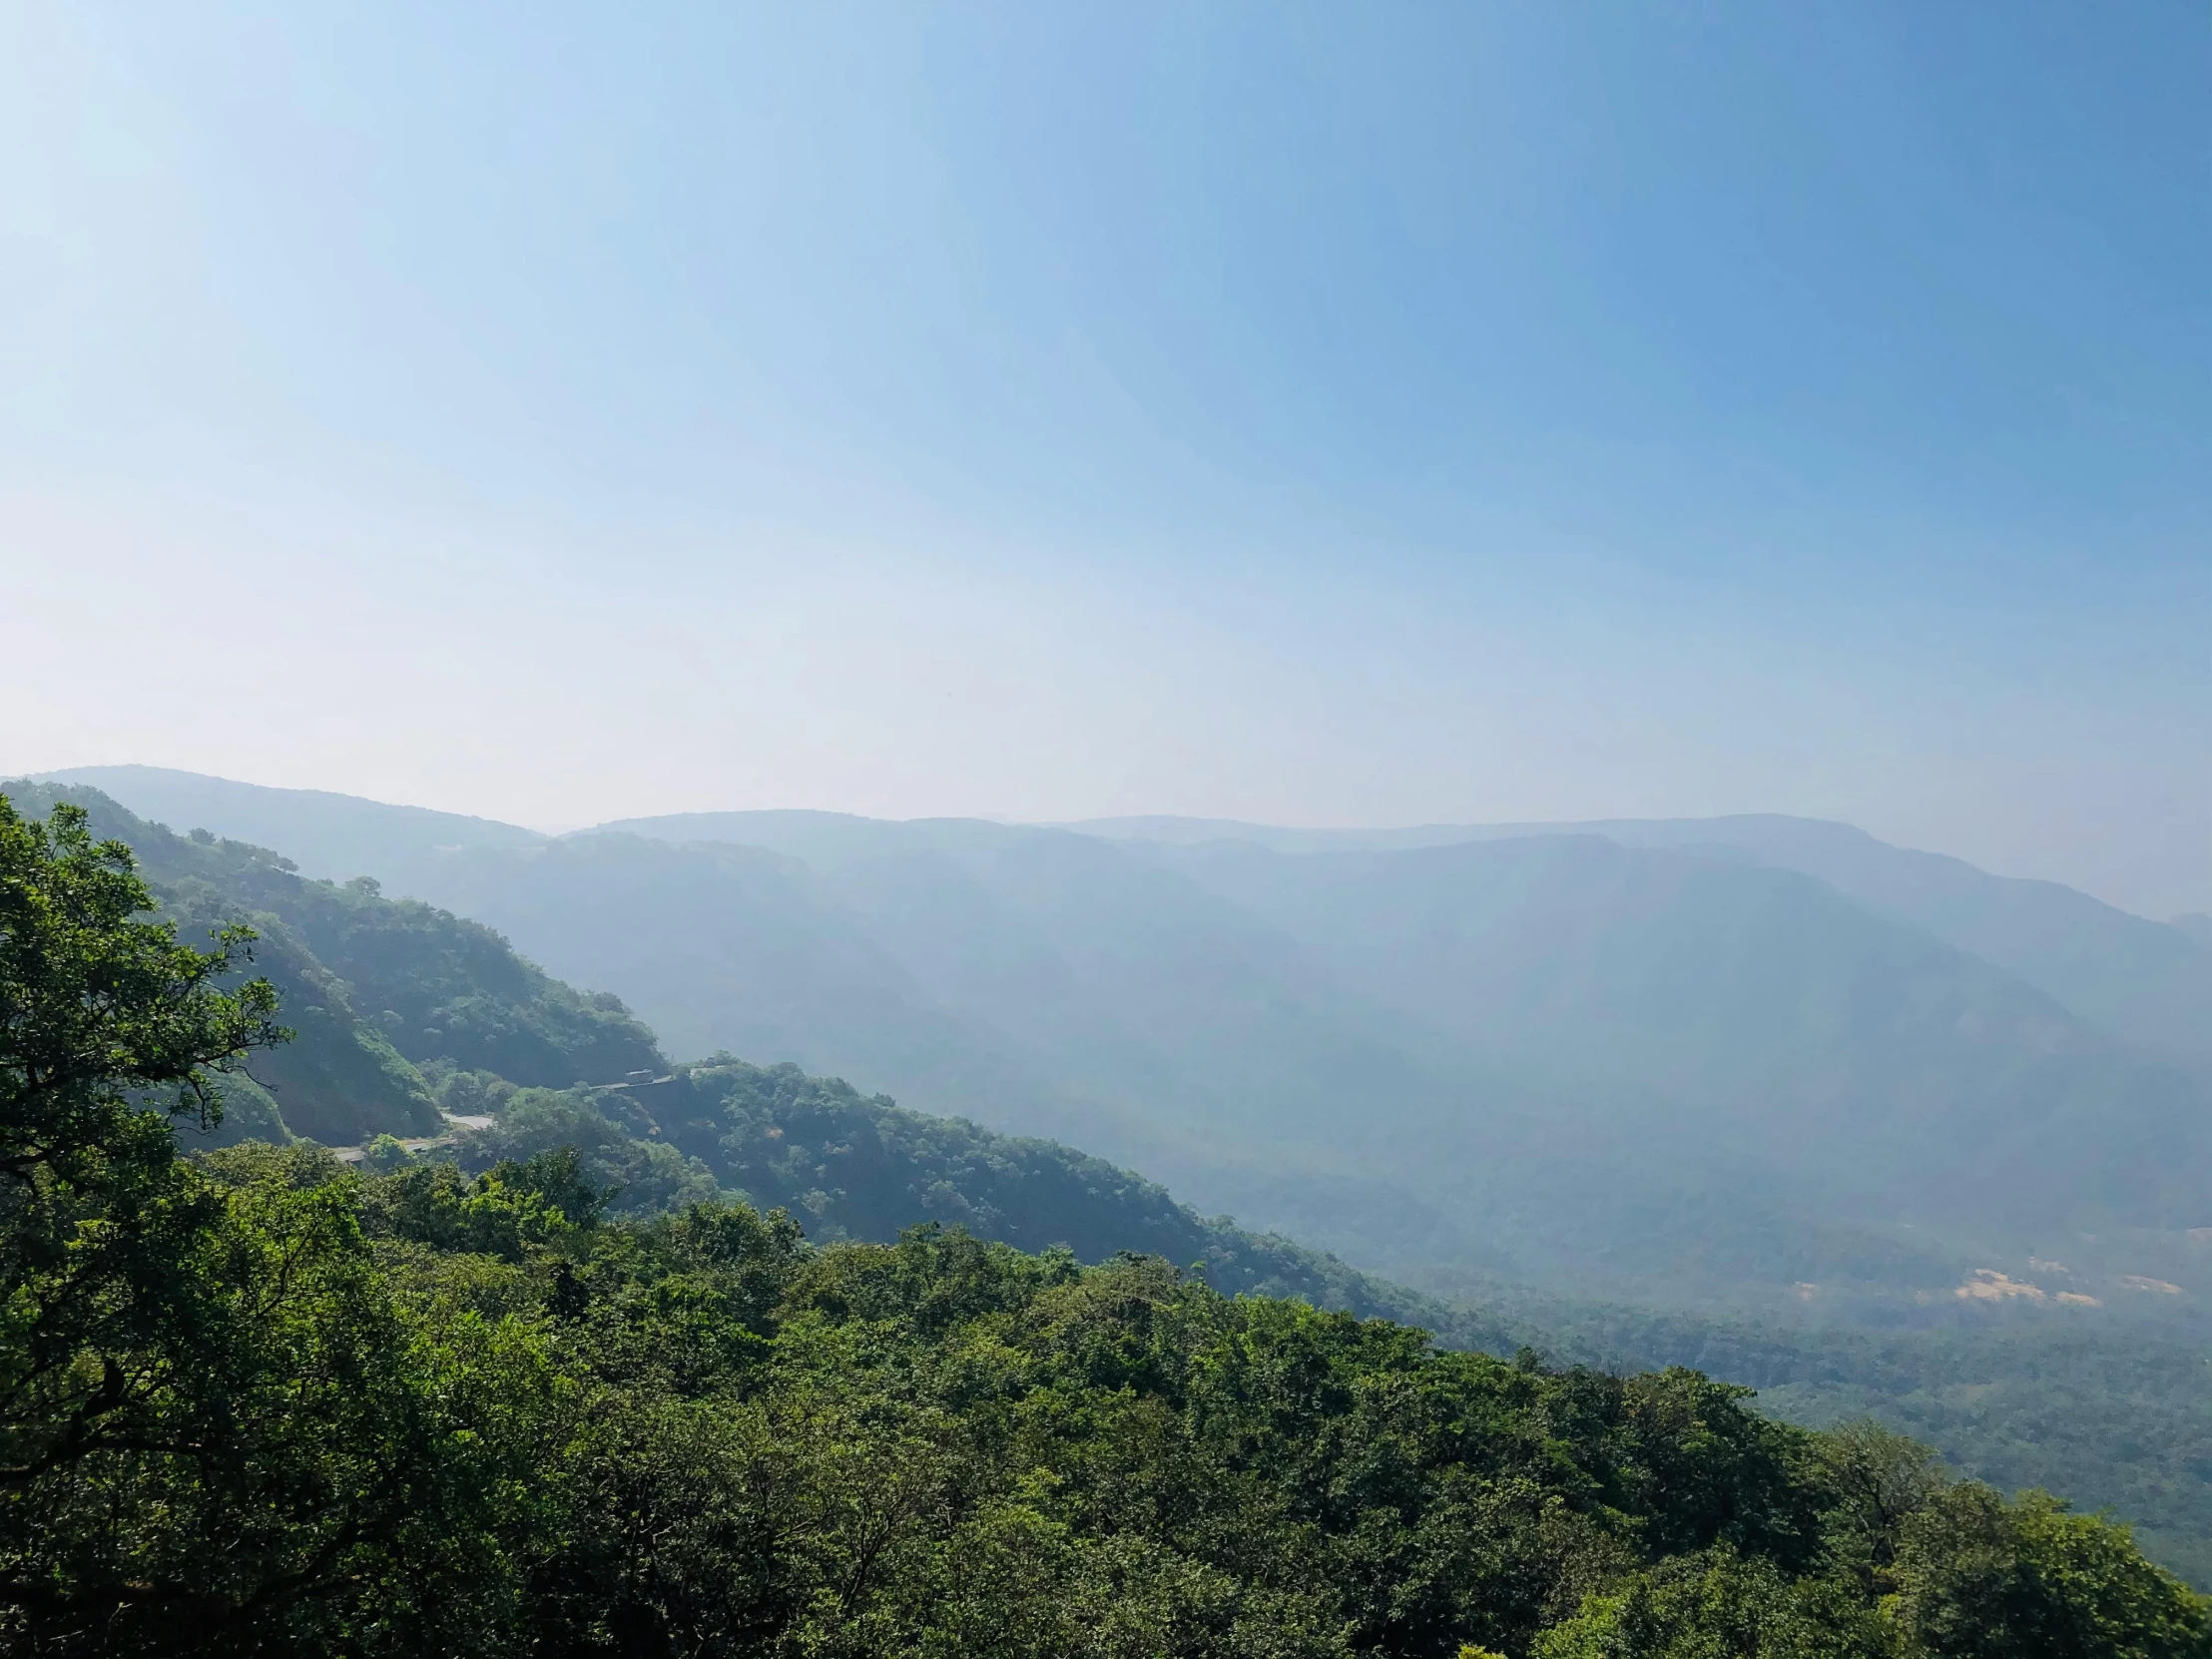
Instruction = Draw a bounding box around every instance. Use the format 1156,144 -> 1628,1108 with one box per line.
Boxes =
4,2 -> 2206,916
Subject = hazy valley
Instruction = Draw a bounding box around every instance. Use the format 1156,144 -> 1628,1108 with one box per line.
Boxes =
48,765 -> 2212,1325
16,767 -> 2211,1592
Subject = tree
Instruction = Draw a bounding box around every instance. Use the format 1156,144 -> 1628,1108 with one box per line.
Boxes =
1892,1484 -> 2212,1659
0,795 -> 555,1654
1815,1419 -> 1947,1599
1531,1548 -> 1893,1658
1,796 -> 282,1172
1,796 -> 283,1510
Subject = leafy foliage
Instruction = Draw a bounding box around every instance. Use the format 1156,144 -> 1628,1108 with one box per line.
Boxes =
14,1159 -> 2212,1655
1508,1301 -> 2212,1590
450,1060 -> 1510,1325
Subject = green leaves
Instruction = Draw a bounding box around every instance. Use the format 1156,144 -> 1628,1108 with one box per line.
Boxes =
1532,1549 -> 1895,1659
1,797 -> 283,1171
0,793 -> 550,1653
1890,1485 -> 2212,1659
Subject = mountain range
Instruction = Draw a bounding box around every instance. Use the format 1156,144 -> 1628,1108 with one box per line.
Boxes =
13,770 -> 2212,1586
35,765 -> 2212,1320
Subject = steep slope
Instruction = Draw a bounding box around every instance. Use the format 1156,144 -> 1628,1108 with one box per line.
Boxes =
383,822 -> 1464,1195
15,778 -> 2211,1581
332,798 -> 2212,1306
6,783 -> 664,1142
559,814 -> 2212,1303
394,830 -> 1115,1141
456,1058 -> 1506,1334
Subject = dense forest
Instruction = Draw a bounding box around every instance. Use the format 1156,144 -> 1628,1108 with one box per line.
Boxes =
438,1059 -> 1505,1326
4,792 -> 2208,1655
436,1071 -> 2212,1592
9,783 -> 2212,1594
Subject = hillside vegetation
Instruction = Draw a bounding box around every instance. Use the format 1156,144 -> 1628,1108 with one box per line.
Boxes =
487,1060 -> 1481,1317
351,800 -> 2211,1316
3,796 -> 2205,1654
7,781 -> 664,1144
12,782 -> 2212,1591
47,773 -> 2211,1319
432,1076 -> 2212,1591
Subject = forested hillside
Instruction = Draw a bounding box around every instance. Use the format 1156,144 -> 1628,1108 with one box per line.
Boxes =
5,783 -> 1480,1328
5,782 -> 663,1143
4,794 -> 2204,1653
8,784 -> 2212,1595
435,1074 -> 2212,1590
440,1070 -> 2212,1587
46,777 -> 2210,1319
359,801 -> 2212,1317
455,1059 -> 1468,1322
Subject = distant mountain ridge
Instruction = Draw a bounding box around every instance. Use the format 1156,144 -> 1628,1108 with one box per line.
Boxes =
7,781 -> 1573,1356
16,773 -> 2212,1584
1078,812 -> 2212,1064
40,766 -> 550,879
30,768 -> 2212,1318
58,770 -> 2205,1059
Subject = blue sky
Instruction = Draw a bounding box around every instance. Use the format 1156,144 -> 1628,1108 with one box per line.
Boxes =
3,2 -> 2206,914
